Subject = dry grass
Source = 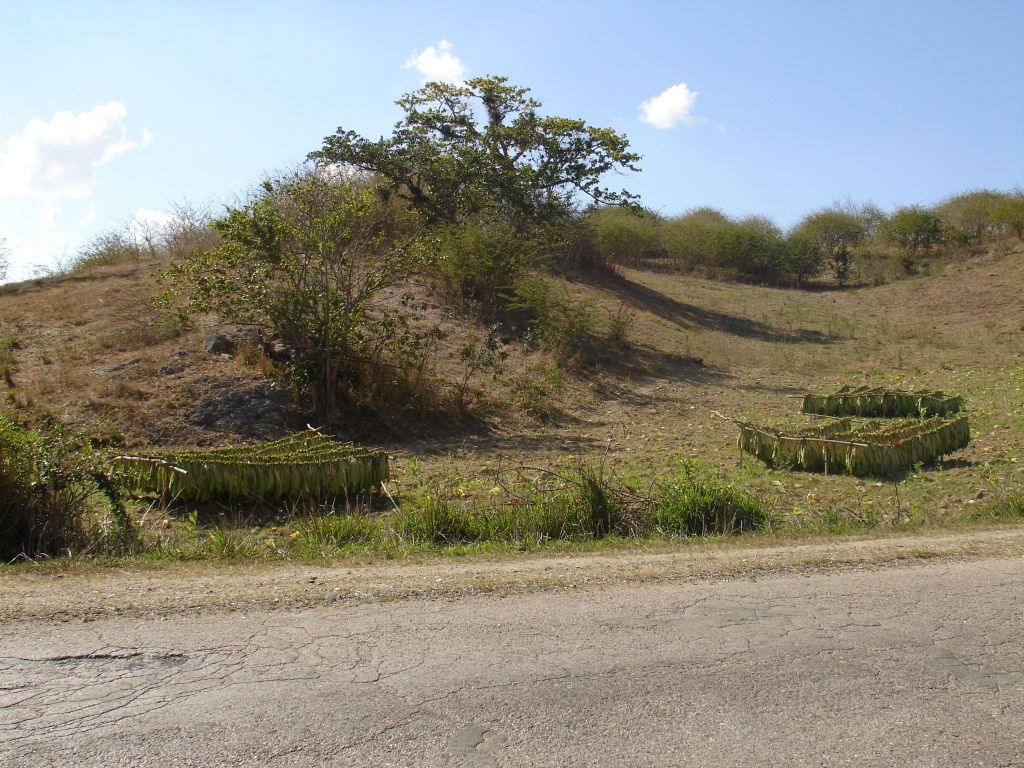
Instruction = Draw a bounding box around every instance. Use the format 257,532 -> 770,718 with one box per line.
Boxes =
0,259 -> 262,446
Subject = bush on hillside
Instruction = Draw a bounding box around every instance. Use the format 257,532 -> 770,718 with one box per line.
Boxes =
878,205 -> 945,255
62,202 -> 219,277
0,415 -> 129,560
991,193 -> 1024,240
433,217 -> 542,308
780,233 -> 826,287
502,276 -> 596,364
586,206 -> 825,287
587,206 -> 664,268
937,189 -> 1009,244
660,207 -> 734,273
162,167 -> 435,422
793,208 -> 868,286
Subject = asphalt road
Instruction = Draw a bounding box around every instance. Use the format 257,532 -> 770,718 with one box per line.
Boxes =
2,556 -> 1022,767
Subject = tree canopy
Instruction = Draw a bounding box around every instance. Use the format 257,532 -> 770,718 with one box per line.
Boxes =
310,76 -> 641,228
879,206 -> 944,254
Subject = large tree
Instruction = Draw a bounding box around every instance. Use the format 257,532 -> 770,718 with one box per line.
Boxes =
310,76 -> 641,228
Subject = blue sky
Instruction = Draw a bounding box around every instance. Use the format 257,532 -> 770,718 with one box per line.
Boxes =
1,0 -> 1022,280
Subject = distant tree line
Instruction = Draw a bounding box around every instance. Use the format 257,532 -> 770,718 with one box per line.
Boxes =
586,188 -> 1024,287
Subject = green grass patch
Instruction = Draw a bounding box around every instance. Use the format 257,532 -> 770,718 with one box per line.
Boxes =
966,490 -> 1024,522
652,464 -> 773,535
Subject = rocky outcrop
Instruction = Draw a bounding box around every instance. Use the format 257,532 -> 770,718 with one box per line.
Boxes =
189,377 -> 292,438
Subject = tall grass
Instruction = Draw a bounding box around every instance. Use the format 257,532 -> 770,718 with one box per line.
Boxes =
394,463 -> 772,548
6,427 -> 773,563
966,490 -> 1024,523
652,464 -> 770,535
396,496 -> 484,545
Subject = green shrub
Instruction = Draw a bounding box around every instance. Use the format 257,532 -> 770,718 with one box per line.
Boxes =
660,207 -> 734,273
654,209 -> 820,287
936,189 -> 1007,243
587,206 -> 664,268
0,415 -> 129,559
792,208 -> 868,286
395,495 -> 484,544
879,205 -> 945,255
161,168 -> 430,421
991,193 -> 1024,239
434,217 -> 541,307
780,233 -> 825,287
603,302 -> 636,353
514,362 -> 565,420
504,276 -> 595,361
717,225 -> 787,284
653,463 -> 772,536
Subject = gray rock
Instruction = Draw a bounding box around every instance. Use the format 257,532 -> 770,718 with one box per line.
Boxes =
203,333 -> 235,355
159,362 -> 187,375
190,379 -> 290,438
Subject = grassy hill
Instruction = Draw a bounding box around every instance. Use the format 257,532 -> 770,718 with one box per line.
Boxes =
2,239 -> 1021,542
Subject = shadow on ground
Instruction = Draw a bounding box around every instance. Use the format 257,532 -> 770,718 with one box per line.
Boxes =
599,273 -> 836,345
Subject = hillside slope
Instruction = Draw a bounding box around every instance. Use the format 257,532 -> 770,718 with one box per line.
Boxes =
1,246 -> 1021,521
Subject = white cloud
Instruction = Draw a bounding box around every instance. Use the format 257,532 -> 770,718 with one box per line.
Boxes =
0,102 -> 151,207
82,203 -> 99,226
129,208 -> 177,244
403,39 -> 466,83
639,83 -> 707,129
